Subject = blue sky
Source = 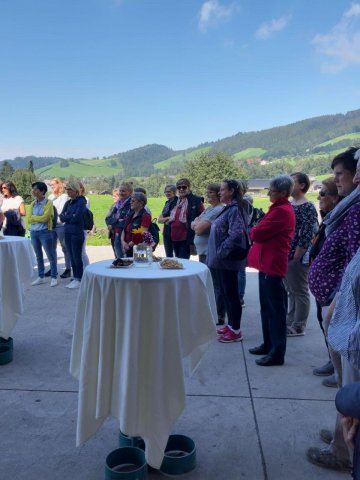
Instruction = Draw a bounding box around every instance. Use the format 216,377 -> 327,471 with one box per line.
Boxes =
1,0 -> 360,160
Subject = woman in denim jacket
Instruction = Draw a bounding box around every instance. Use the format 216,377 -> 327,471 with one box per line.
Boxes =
207,179 -> 250,343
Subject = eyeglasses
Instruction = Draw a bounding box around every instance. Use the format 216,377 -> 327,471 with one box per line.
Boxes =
268,189 -> 278,194
2,186 -> 8,190
164,190 -> 172,194
319,191 -> 330,197
177,185 -> 188,190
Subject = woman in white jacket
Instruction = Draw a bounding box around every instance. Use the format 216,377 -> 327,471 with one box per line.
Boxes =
47,177 -> 72,278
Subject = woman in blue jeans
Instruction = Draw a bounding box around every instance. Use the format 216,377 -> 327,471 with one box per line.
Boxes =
29,181 -> 58,287
59,180 -> 87,290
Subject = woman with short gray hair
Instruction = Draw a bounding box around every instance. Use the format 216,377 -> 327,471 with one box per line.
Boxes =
158,184 -> 178,257
247,175 -> 296,366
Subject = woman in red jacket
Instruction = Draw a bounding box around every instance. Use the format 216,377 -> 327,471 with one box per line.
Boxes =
247,175 -> 296,366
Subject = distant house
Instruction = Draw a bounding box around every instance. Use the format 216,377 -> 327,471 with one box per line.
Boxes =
248,179 -> 271,193
99,190 -> 112,195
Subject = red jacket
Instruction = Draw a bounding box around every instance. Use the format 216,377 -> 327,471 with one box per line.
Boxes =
247,197 -> 295,277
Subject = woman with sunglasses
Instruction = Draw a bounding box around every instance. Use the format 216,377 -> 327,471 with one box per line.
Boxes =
0,181 -> 26,236
308,178 -> 341,382
168,178 -> 204,259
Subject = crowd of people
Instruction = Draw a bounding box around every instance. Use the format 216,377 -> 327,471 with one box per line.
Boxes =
0,178 -> 91,290
1,146 -> 360,477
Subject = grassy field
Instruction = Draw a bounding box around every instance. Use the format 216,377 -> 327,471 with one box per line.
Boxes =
36,159 -> 122,178
316,133 -> 360,147
24,193 -> 319,246
232,148 -> 267,160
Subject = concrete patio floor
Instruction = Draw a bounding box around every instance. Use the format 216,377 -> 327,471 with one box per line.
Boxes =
0,245 -> 350,479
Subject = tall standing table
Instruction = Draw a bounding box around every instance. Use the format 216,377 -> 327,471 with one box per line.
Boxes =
0,236 -> 35,339
70,258 -> 217,468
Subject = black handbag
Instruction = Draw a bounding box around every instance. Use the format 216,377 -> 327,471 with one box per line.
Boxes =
218,204 -> 251,261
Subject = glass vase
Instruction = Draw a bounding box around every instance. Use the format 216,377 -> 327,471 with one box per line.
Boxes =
133,244 -> 152,267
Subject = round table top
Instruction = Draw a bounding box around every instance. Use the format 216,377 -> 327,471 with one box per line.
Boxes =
84,258 -> 208,281
0,235 -> 31,245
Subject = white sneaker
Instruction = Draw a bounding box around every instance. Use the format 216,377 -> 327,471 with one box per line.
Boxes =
50,278 -> 58,287
67,280 -> 80,289
66,279 -> 75,289
32,277 -> 45,286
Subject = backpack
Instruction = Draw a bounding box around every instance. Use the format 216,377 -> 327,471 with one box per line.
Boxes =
249,207 -> 265,229
149,218 -> 160,250
83,208 -> 94,231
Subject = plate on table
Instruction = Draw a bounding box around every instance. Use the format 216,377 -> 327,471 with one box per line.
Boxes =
159,259 -> 184,270
109,258 -> 134,268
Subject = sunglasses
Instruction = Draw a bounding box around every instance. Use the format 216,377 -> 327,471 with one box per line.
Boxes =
319,191 -> 330,197
177,185 -> 188,190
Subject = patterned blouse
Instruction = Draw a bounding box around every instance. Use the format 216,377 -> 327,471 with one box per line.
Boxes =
308,202 -> 360,306
289,201 -> 318,260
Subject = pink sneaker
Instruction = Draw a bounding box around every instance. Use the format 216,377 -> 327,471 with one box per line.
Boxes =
217,325 -> 230,335
218,330 -> 243,343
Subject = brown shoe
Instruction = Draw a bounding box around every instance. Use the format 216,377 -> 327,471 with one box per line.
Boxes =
306,447 -> 352,472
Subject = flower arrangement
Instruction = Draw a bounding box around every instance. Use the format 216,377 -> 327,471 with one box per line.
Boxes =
132,227 -> 155,247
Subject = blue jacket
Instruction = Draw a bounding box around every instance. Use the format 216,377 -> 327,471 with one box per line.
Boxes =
59,196 -> 87,234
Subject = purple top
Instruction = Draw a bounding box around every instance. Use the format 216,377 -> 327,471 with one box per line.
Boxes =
207,200 -> 248,271
308,202 -> 360,306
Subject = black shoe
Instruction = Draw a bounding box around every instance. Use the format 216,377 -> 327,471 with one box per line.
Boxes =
322,374 -> 338,388
44,270 -> 51,277
249,345 -> 269,355
216,318 -> 225,326
313,360 -> 334,377
256,355 -> 284,366
60,269 -> 71,279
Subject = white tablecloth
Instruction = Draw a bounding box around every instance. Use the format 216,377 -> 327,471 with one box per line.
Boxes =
0,236 -> 35,339
70,259 -> 217,468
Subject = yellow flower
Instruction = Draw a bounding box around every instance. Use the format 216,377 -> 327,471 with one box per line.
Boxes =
132,226 -> 146,235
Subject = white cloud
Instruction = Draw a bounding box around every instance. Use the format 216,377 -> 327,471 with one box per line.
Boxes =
313,3 -> 360,73
255,15 -> 291,40
198,0 -> 237,33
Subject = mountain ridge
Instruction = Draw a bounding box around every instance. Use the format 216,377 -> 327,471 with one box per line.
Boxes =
2,108 -> 360,178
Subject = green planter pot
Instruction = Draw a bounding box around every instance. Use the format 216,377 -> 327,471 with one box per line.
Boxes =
160,434 -> 196,475
105,447 -> 148,480
118,431 -> 145,451
0,345 -> 13,365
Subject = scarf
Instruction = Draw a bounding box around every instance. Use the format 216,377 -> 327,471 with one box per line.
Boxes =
169,196 -> 188,224
324,185 -> 360,236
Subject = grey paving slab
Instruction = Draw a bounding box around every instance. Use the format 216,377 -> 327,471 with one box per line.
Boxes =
149,396 -> 263,480
0,389 -> 119,480
185,340 -> 249,397
253,397 -> 349,480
